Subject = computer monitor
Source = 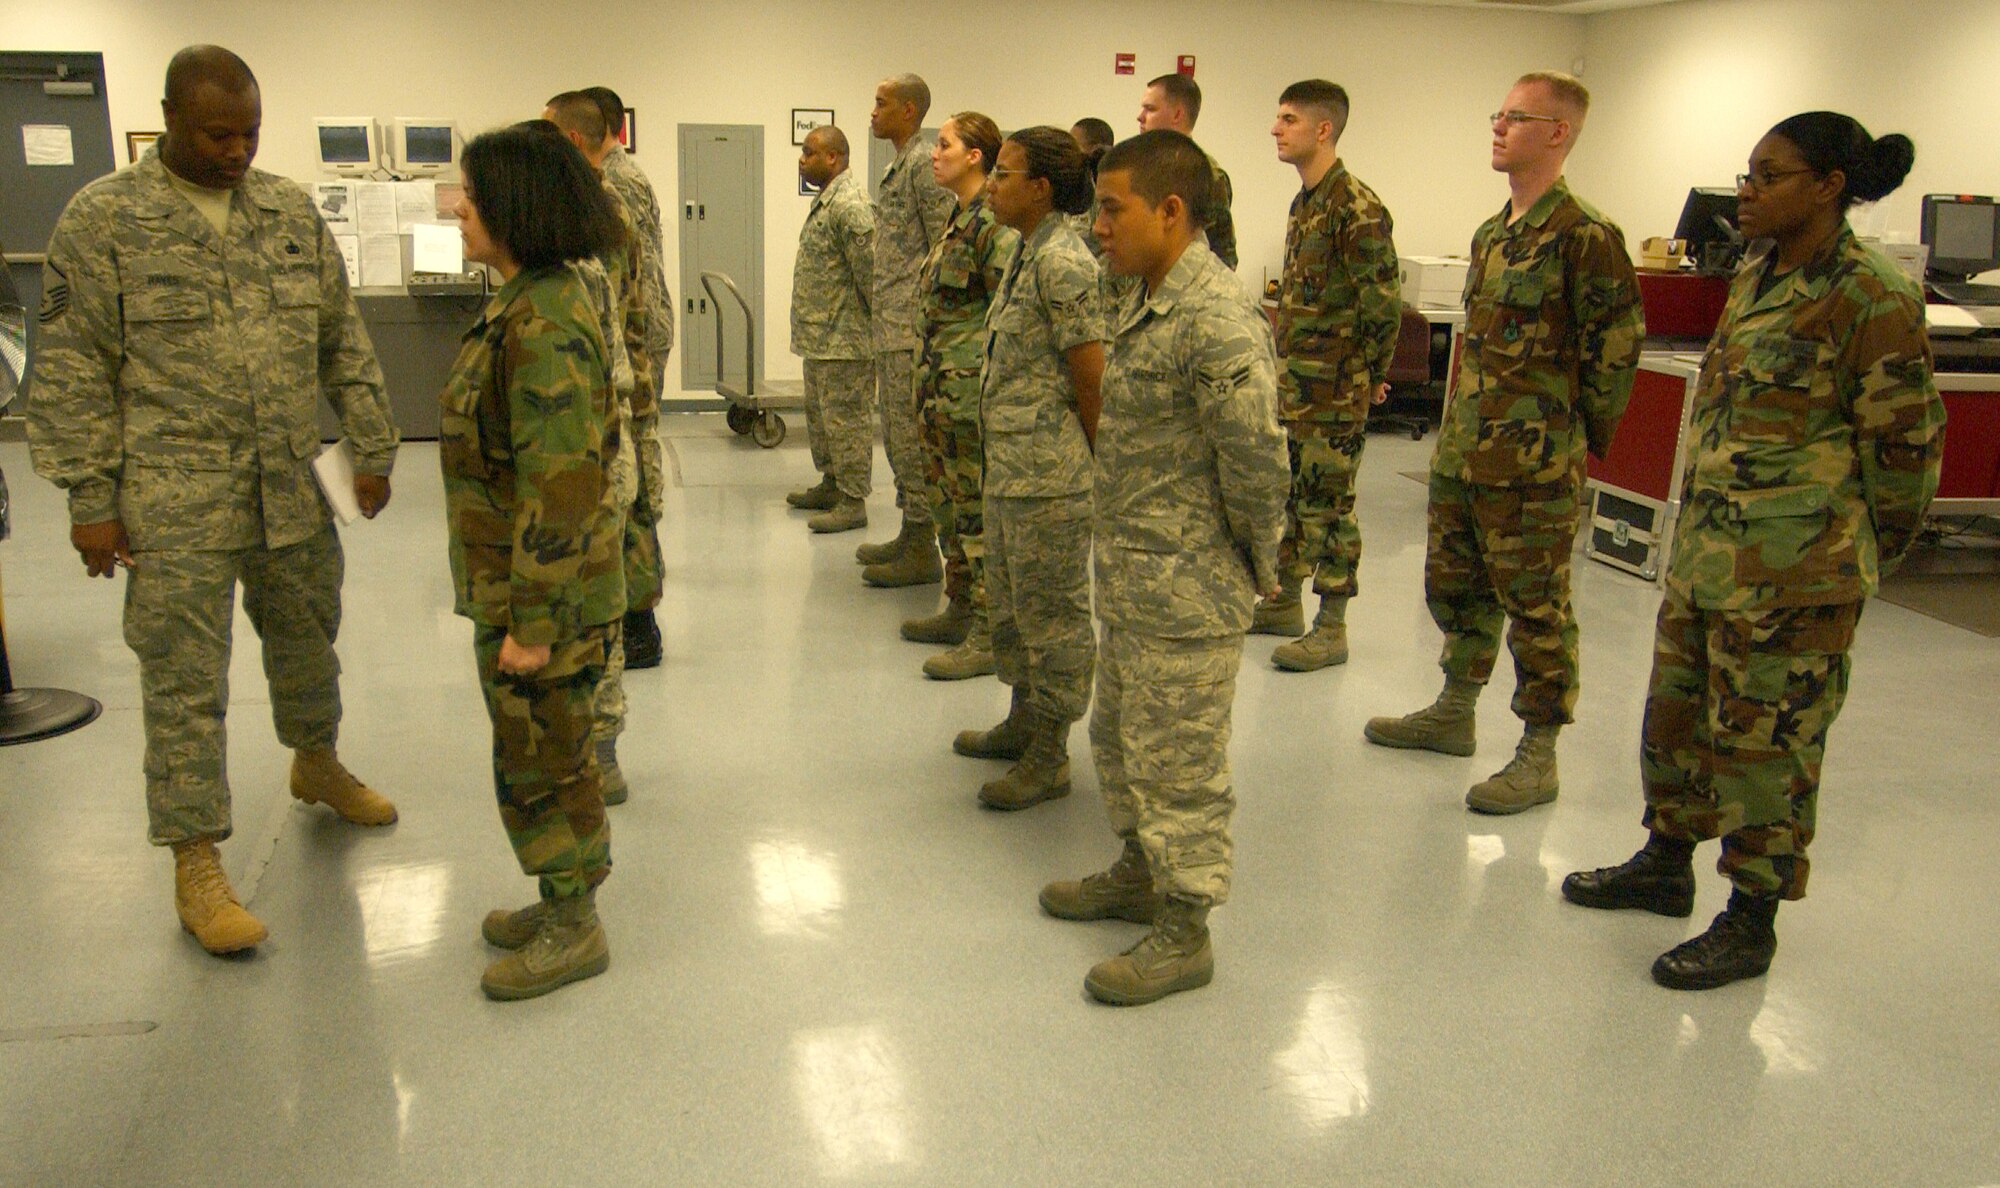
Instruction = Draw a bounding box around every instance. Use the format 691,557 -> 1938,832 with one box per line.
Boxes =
1920,194 -> 2000,283
1673,187 -> 1741,274
313,117 -> 379,177
388,118 -> 459,177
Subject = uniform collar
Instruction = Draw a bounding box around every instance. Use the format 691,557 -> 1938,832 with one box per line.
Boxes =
129,149 -> 286,249
468,267 -> 545,337
1739,222 -> 1856,314
884,136 -> 924,178
1303,157 -> 1347,201
1501,176 -> 1570,233
810,168 -> 854,213
1135,240 -> 1211,322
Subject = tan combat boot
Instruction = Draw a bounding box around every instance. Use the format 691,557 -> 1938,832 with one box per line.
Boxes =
1466,724 -> 1560,814
595,736 -> 628,807
1362,677 -> 1480,756
481,899 -> 555,949
808,496 -> 867,534
922,610 -> 995,680
1250,581 -> 1305,637
1271,596 -> 1350,672
786,474 -> 839,510
978,711 -> 1071,810
1084,895 -> 1214,1006
954,685 -> 1032,759
1040,838 -> 1162,923
862,524 -> 942,588
855,513 -> 921,565
902,594 -> 973,646
172,838 -> 268,955
291,747 -> 397,826
480,894 -> 609,1001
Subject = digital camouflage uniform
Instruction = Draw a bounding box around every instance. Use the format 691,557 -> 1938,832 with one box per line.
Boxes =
917,196 -> 1015,611
440,266 -> 624,901
27,150 -> 398,846
1427,178 -> 1643,726
601,144 -> 676,519
1643,228 -> 1942,899
791,168 -> 877,498
1093,244 -> 1289,905
981,214 -> 1102,726
584,184 -> 661,747
872,136 -> 958,508
1275,160 -> 1400,600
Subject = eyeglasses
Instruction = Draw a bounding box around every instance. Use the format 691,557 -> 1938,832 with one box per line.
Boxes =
987,167 -> 1025,181
1736,167 -> 1818,192
1490,110 -> 1561,127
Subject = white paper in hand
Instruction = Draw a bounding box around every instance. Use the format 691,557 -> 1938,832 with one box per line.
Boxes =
313,438 -> 363,525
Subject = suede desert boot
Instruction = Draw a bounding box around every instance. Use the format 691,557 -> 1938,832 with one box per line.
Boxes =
481,894 -> 609,1001
953,685 -> 1032,760
1040,838 -> 1161,923
1362,677 -> 1479,756
596,737 -> 628,806
1271,596 -> 1350,671
855,512 -> 922,565
978,712 -> 1071,810
1465,723 -> 1559,814
808,496 -> 867,534
172,838 -> 267,955
290,747 -> 397,826
922,610 -> 995,680
862,524 -> 942,588
1250,581 -> 1305,637
786,474 -> 839,510
1084,896 -> 1214,1006
901,594 -> 973,645
481,899 -> 555,949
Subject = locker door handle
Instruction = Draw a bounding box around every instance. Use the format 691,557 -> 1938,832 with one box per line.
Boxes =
684,203 -> 695,221
698,204 -> 706,220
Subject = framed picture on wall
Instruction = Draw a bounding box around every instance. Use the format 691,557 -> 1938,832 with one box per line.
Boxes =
618,109 -> 637,154
126,131 -> 162,164
792,109 -> 833,146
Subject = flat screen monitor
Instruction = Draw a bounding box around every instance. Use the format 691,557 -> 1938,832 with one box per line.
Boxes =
1673,187 -> 1741,274
314,117 -> 378,176
390,118 -> 458,177
1921,194 -> 2000,282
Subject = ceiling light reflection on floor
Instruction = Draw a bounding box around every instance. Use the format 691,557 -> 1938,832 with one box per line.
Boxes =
750,839 -> 844,937
1271,983 -> 1371,1129
792,1025 -> 914,1177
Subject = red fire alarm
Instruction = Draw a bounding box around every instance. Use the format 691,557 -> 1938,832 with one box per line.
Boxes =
1177,54 -> 1196,76
1115,52 -> 1135,75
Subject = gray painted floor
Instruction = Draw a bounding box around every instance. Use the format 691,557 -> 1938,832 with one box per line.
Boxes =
2,420 -> 1996,1186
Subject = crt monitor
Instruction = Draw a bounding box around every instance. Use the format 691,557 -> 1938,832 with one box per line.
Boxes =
313,117 -> 378,176
389,118 -> 459,177
1673,187 -> 1741,273
1920,194 -> 2000,282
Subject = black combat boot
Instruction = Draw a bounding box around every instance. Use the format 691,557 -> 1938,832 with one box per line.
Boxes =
1561,834 -> 1697,917
1651,889 -> 1779,991
623,609 -> 662,669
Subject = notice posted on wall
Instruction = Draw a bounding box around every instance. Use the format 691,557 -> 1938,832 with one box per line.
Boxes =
332,235 -> 362,288
23,124 -> 74,167
313,182 -> 358,234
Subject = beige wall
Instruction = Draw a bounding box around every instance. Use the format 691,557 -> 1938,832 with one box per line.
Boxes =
1,0 -> 1587,392
1577,0 -> 2000,276
23,2 -> 1997,389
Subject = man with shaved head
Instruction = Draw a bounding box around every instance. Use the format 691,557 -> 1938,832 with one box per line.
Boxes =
855,72 -> 956,584
788,124 -> 877,532
28,44 -> 401,958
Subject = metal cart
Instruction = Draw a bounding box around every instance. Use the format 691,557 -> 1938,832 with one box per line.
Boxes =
700,270 -> 801,448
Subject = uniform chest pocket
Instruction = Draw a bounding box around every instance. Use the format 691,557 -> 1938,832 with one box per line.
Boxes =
936,243 -> 975,291
1480,268 -> 1550,360
125,286 -> 210,323
1730,336 -> 1821,442
272,270 -> 319,309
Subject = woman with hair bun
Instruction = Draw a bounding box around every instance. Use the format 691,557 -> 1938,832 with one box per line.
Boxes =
898,112 -> 1017,675
950,127 -> 1105,810
1563,112 -> 1945,991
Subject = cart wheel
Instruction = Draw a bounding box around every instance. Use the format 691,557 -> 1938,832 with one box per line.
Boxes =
725,404 -> 754,435
752,411 -> 787,448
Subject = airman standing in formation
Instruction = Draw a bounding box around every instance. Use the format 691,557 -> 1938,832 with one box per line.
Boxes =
900,112 -> 1015,677
1136,74 -> 1237,270
1257,79 -> 1402,672
858,74 -> 959,585
1563,111 -> 1943,991
585,85 -> 674,673
950,128 -> 1103,808
1040,130 -> 1288,1006
1365,71 -> 1644,816
786,127 -> 878,532
28,46 -> 400,955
